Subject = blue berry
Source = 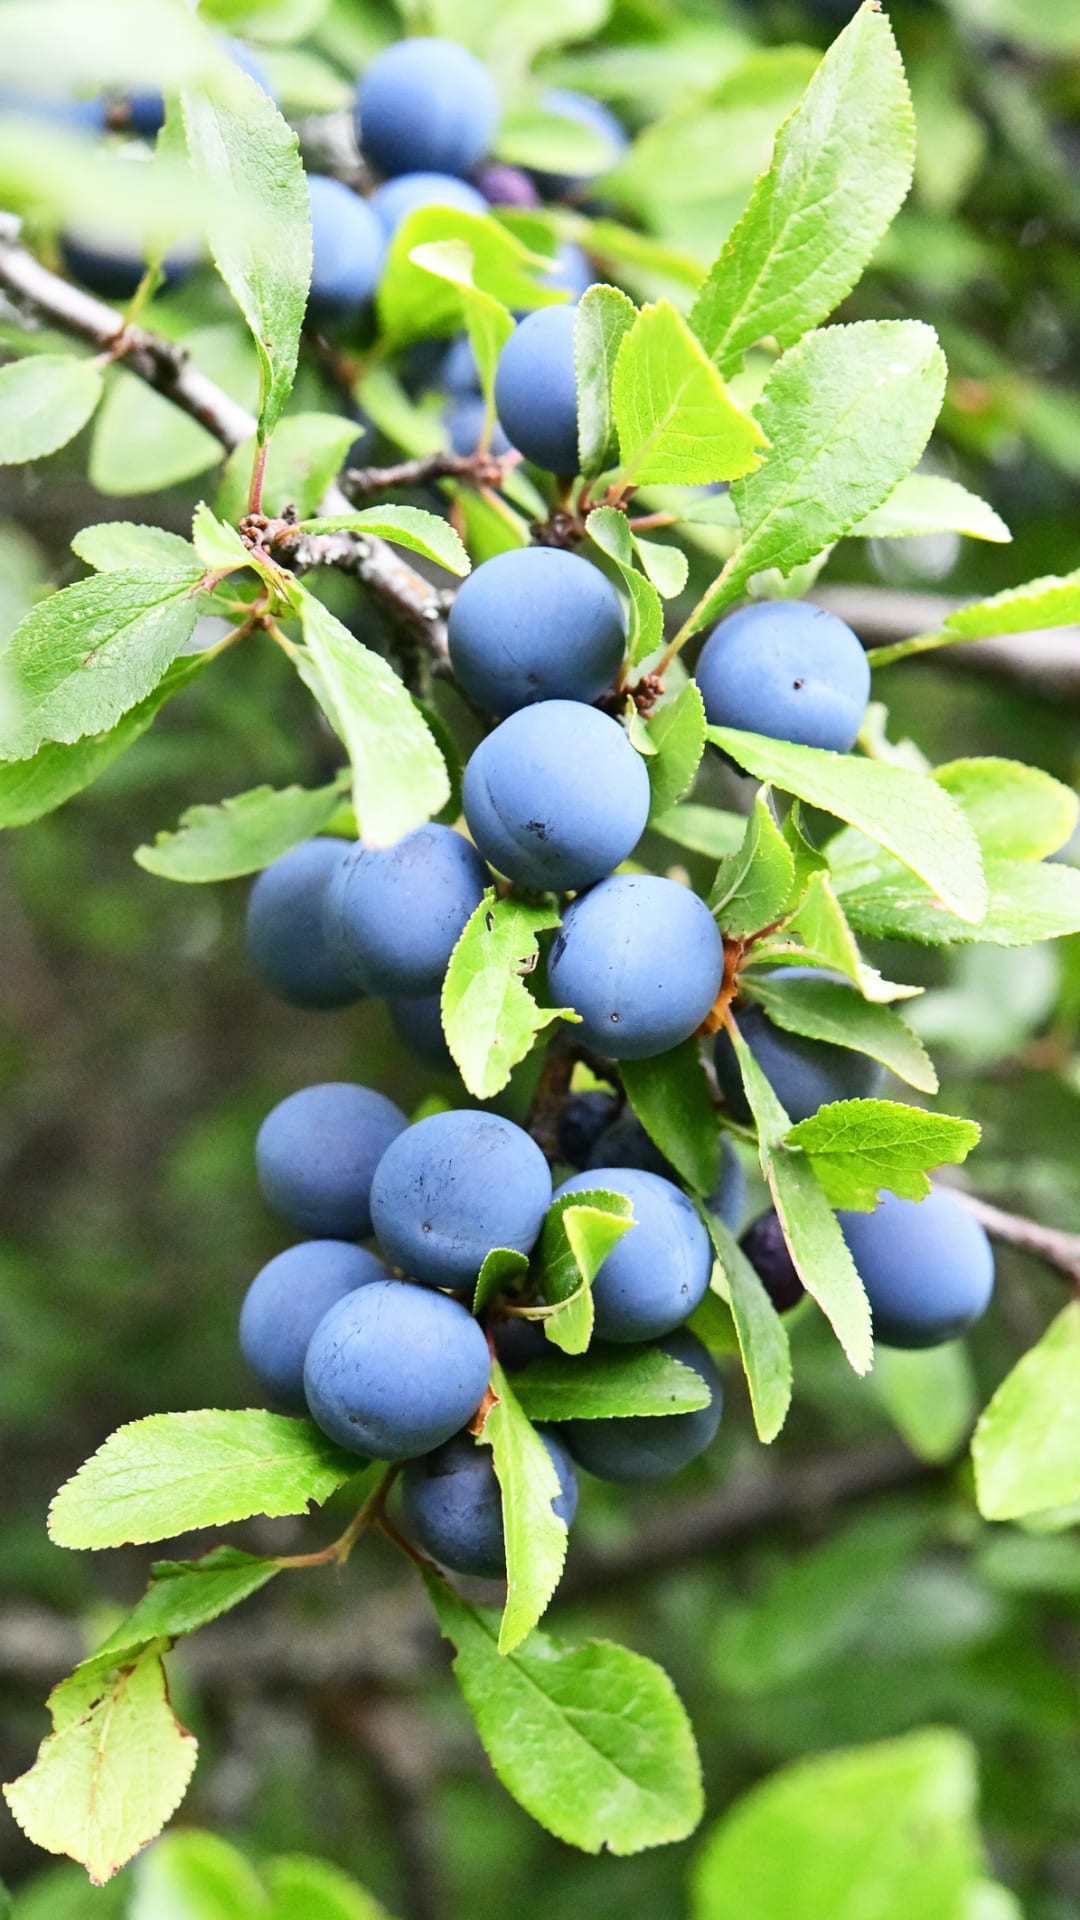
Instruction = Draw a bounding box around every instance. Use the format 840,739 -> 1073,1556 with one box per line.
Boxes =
370,1109 -> 552,1288
586,1114 -> 745,1230
324,825 -> 489,998
304,1280 -> 491,1458
494,306 -> 579,475
388,994 -> 454,1072
561,1330 -> 722,1482
245,839 -> 360,1011
307,175 -> 385,319
370,170 -> 487,236
445,394 -> 511,458
462,701 -> 648,892
448,548 -> 626,717
839,1187 -> 995,1349
256,1083 -> 407,1239
714,969 -> 885,1124
554,1166 -> 712,1342
548,875 -> 723,1060
401,1427 -> 577,1576
695,600 -> 870,754
357,39 -> 499,180
740,1211 -> 804,1314
557,1090 -> 620,1168
239,1241 -> 385,1412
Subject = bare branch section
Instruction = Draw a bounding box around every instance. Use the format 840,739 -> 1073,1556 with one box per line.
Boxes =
0,218 -> 451,656
343,447 -> 515,496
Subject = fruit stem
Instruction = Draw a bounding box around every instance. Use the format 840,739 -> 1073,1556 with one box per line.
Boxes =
272,1465 -> 399,1569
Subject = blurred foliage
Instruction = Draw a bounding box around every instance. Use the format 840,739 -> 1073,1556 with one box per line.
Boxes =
0,0 -> 1078,1916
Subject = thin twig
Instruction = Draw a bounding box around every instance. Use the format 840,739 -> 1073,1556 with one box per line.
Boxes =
342,447 -> 516,497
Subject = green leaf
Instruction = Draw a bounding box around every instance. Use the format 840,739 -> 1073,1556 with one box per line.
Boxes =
293,588 -> 449,848
73,523 -> 200,573
621,1039 -> 720,1194
378,207 -> 559,350
0,353 -> 103,463
48,1409 -> 357,1550
131,1830 -> 269,1919
513,1345 -> 711,1420
690,1728 -> 980,1920
944,568 -> 1080,639
769,867 -> 922,1002
852,473 -> 1010,543
0,568 -> 204,760
265,1855 -> 397,1920
219,414 -> 359,522
192,501 -> 252,573
645,681 -> 707,818
743,972 -> 938,1094
770,1149 -> 873,1374
703,1211 -> 791,1443
837,858 -> 1080,949
710,790 -> 794,934
973,1304 -> 1080,1522
0,656 -> 205,830
442,889 -> 571,1100
3,1649 -> 198,1885
874,1343 -> 977,1464
652,801 -> 746,858
474,1247 -> 531,1318
496,101 -> 615,174
706,726 -> 986,924
536,1188 -> 636,1355
632,535 -> 689,599
134,778 -> 348,883
479,1362 -> 570,1652
689,4 -> 914,376
425,1577 -> 703,1853
299,506 -> 470,577
409,238 -> 514,403
611,300 -> 767,488
575,283 -> 638,479
936,758 -> 1079,862
702,321 -> 947,625
91,1548 -> 280,1669
181,66 -> 311,438
785,1100 -> 981,1212
585,506 -> 663,665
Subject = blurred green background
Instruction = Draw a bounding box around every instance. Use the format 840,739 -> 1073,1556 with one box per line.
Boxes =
1,0 -> 1079,1915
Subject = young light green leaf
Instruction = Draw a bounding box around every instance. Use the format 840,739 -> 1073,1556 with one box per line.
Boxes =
690,1729 -> 980,1920
536,1188 -> 636,1356
936,758 -> 1078,862
474,1248 -> 531,1318
689,4 -> 915,375
131,1830 -> 269,1920
620,1038 -> 720,1194
632,535 -> 689,599
575,283 -> 638,479
770,1149 -> 873,1374
645,680 -> 707,817
944,567 -> 1080,639
409,237 -> 514,402
48,1410 -> 358,1550
710,790 -> 795,934
852,473 -> 1010,543
0,567 -> 205,760
743,972 -> 938,1093
703,1211 -> 792,1443
134,778 -> 348,883
479,1361 -> 570,1653
294,589 -> 449,848
72,522 -> 200,573
496,102 -> 616,174
513,1346 -> 711,1421
191,500 -> 251,572
91,1548 -> 280,1669
265,1854 -> 397,1920
3,1648 -> 198,1886
874,1343 -> 977,1465
773,867 -> 923,1001
219,414 -> 359,522
0,656 -> 206,831
298,506 -> 470,577
611,300 -> 767,487
585,505 -> 663,665
378,206 -> 559,349
181,66 -> 311,438
0,353 -> 103,464
652,801 -> 746,858
706,725 -> 986,923
786,1100 -> 981,1212
701,321 -> 947,626
973,1303 -> 1080,1522
442,890 -> 570,1100
425,1577 -> 704,1853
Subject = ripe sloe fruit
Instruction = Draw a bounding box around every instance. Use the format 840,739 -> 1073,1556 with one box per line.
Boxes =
239,1241 -> 385,1412
388,995 -> 454,1073
554,1166 -> 712,1341
695,600 -> 870,753
839,1187 -> 995,1349
357,38 -> 499,180
370,170 -> 487,236
561,1330 -> 722,1482
401,1428 -> 577,1577
307,175 -> 385,318
304,1280 -> 491,1458
714,968 -> 885,1124
548,875 -> 724,1060
256,1083 -> 407,1239
245,839 -> 359,1011
448,548 -> 626,717
462,700 -> 649,892
557,1090 -> 620,1168
739,1210 -> 805,1314
324,824 -> 489,998
370,1110 -> 553,1288
586,1113 -> 746,1230
494,306 -> 579,475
